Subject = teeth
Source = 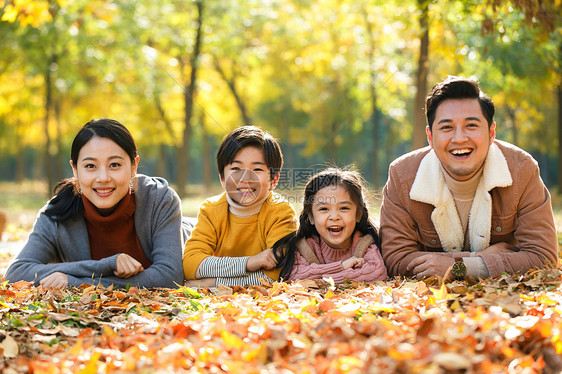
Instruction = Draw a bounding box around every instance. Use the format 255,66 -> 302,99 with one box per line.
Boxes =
451,149 -> 471,155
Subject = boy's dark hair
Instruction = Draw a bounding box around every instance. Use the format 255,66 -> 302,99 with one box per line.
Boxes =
216,126 -> 283,180
45,118 -> 138,222
273,167 -> 381,281
425,76 -> 495,131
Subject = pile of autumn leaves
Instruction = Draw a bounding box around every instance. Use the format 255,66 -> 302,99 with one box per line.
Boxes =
0,269 -> 562,373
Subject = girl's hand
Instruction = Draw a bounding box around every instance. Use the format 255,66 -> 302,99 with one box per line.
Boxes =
40,272 -> 68,288
341,256 -> 365,269
114,254 -> 144,278
246,248 -> 278,272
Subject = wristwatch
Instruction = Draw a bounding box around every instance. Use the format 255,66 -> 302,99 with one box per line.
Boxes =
451,260 -> 467,279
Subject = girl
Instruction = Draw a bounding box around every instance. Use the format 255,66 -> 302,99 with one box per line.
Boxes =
5,118 -> 192,289
274,168 -> 387,283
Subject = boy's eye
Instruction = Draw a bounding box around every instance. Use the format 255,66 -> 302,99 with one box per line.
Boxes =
110,162 -> 121,168
231,167 -> 241,171
253,168 -> 264,172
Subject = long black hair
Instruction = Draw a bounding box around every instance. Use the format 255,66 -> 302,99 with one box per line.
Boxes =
44,118 -> 138,222
273,167 -> 380,280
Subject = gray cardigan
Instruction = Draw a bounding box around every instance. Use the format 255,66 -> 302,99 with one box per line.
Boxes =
5,175 -> 188,289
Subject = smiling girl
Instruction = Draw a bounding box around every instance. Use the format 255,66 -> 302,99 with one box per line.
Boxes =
5,119 -> 190,288
274,168 -> 387,284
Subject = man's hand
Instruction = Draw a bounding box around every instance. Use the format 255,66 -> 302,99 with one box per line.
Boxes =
114,254 -> 144,278
40,272 -> 68,288
477,242 -> 518,256
407,254 -> 455,279
341,256 -> 365,269
185,278 -> 216,288
246,248 -> 278,272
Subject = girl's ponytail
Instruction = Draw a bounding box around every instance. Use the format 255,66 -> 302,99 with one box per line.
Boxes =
44,178 -> 83,222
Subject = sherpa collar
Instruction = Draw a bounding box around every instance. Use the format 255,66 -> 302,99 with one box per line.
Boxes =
409,142 -> 512,252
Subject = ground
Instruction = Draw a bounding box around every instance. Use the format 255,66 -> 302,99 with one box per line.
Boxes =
0,182 -> 561,373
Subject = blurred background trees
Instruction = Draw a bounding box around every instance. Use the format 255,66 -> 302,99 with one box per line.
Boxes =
0,0 -> 560,197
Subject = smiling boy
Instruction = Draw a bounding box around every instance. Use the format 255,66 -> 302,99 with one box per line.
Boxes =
380,76 -> 558,280
182,126 -> 296,287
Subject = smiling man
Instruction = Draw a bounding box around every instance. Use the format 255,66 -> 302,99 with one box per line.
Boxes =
380,76 -> 558,280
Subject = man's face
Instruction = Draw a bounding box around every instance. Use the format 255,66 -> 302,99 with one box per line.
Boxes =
426,98 -> 495,181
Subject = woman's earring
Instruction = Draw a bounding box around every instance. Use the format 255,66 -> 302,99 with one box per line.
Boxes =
129,179 -> 134,195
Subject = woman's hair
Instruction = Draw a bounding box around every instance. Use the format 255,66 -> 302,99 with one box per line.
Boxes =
273,167 -> 380,281
44,118 -> 138,221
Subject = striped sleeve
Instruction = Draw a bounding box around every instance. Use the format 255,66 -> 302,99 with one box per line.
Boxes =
197,256 -> 250,278
216,271 -> 275,287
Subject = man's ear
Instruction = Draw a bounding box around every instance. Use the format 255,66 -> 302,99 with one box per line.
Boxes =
269,171 -> 280,190
489,122 -> 496,142
219,173 -> 226,189
426,125 -> 433,147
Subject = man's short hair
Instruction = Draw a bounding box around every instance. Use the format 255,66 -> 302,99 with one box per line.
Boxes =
216,126 -> 284,180
425,76 -> 495,131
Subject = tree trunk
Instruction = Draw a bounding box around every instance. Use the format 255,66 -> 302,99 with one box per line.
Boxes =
214,58 -> 252,125
506,106 -> 518,146
44,55 -> 56,195
558,80 -> 562,195
363,10 -> 380,187
15,138 -> 24,184
411,0 -> 429,150
558,80 -> 562,196
154,93 -> 176,180
175,0 -> 204,198
200,113 -> 213,194
54,97 -> 64,181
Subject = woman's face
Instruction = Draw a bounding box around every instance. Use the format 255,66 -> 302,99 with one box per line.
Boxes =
71,136 -> 139,214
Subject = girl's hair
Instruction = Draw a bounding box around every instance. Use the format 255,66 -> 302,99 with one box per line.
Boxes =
44,118 -> 138,222
273,167 -> 380,280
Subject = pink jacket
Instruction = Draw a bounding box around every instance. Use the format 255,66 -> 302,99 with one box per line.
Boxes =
288,231 -> 387,283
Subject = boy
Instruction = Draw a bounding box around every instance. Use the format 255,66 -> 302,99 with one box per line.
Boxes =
183,126 -> 297,287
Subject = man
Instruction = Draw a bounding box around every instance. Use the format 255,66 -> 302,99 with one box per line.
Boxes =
380,76 -> 558,280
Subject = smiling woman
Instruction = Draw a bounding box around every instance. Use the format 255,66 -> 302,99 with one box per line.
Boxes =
4,119 -> 192,289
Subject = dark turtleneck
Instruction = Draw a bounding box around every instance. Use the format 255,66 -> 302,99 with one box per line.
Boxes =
82,193 -> 152,269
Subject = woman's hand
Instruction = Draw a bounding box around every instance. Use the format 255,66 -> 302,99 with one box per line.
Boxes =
341,256 -> 365,269
114,254 -> 144,278
246,248 -> 278,272
40,272 -> 68,288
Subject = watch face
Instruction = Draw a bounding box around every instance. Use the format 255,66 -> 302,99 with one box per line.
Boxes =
452,261 -> 467,277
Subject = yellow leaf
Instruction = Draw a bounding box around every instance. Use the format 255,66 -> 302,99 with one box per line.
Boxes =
67,339 -> 83,356
430,283 -> 449,300
78,351 -> 101,374
324,289 -> 335,299
449,300 -> 461,311
242,342 -> 267,363
221,330 -> 244,350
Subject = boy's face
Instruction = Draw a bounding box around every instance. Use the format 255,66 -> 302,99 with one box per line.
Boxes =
220,146 -> 279,206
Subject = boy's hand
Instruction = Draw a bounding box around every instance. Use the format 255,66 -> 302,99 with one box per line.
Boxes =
114,254 -> 144,278
246,248 -> 278,272
341,256 -> 365,270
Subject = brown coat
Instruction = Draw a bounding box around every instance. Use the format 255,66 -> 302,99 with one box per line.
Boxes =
380,140 -> 558,278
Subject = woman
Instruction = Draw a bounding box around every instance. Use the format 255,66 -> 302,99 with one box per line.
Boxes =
5,118 -> 189,288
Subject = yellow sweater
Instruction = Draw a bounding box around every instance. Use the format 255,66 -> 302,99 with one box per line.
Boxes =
183,192 -> 297,280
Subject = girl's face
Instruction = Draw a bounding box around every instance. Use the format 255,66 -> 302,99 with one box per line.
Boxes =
71,136 -> 139,215
309,184 -> 360,249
